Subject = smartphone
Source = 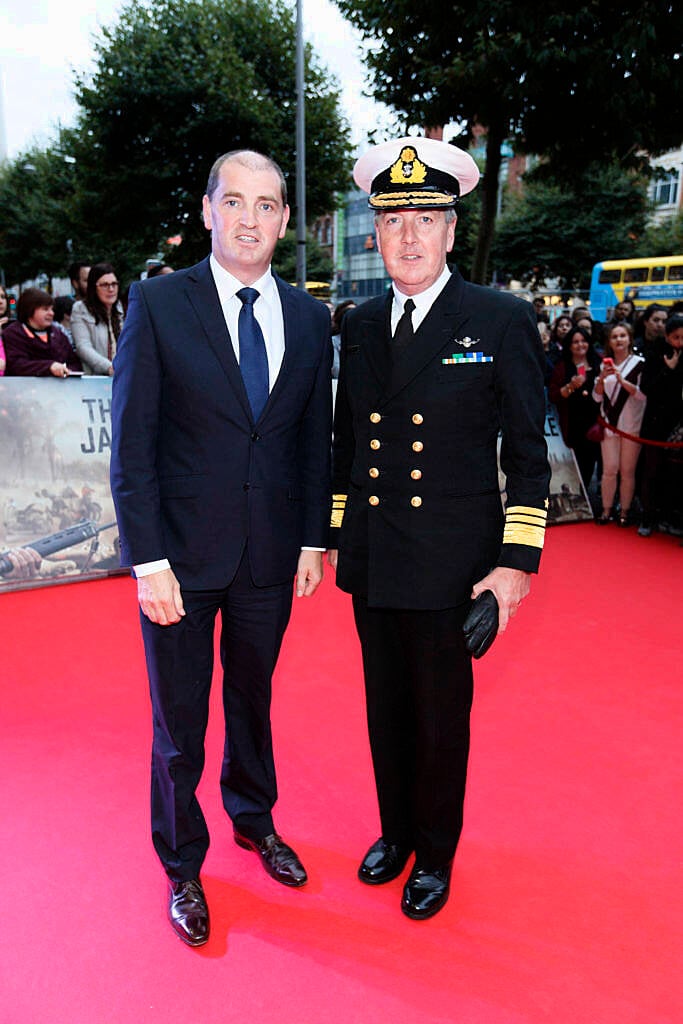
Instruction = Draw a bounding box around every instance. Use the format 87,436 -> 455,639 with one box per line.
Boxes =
578,365 -> 586,377
603,357 -> 614,369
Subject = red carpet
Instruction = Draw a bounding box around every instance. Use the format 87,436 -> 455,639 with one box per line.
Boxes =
1,524 -> 681,1023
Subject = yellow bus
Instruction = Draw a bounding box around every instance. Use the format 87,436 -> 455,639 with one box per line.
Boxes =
589,255 -> 683,321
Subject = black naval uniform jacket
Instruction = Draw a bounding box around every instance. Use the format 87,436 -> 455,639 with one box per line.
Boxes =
330,268 -> 550,610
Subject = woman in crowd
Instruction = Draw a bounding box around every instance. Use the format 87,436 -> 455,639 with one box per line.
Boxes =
71,262 -> 124,375
0,284 -> 11,332
3,288 -> 82,377
544,313 -> 573,382
549,325 -> 602,490
592,322 -> 646,525
638,314 -> 683,536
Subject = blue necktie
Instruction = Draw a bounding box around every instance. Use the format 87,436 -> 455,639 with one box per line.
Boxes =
236,287 -> 269,421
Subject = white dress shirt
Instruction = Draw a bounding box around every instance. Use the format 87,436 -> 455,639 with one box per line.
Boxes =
391,265 -> 452,334
209,254 -> 285,392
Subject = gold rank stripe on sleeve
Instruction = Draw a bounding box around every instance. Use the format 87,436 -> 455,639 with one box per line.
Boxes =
502,505 -> 547,549
330,494 -> 348,529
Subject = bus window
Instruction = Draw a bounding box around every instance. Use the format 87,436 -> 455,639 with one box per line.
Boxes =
667,265 -> 683,281
623,267 -> 648,283
651,265 -> 666,282
598,269 -> 621,284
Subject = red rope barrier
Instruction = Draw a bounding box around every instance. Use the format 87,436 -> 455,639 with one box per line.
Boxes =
596,416 -> 683,448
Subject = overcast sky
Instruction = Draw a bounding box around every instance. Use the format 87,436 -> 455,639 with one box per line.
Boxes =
0,0 -> 395,160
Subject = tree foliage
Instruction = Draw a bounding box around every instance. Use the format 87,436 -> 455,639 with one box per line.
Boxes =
334,0 -> 683,282
272,230 -> 333,284
0,0 -> 351,284
492,163 -> 650,290
638,211 -> 683,257
0,136 -> 83,284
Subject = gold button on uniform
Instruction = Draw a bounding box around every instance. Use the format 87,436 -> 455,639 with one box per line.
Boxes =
369,495 -> 380,506
410,469 -> 422,480
370,412 -> 381,424
370,439 -> 381,450
369,467 -> 379,479
411,496 -> 422,508
412,413 -> 424,425
412,440 -> 424,452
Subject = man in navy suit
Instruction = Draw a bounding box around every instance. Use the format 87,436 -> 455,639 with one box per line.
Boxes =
329,137 -> 549,921
111,150 -> 332,946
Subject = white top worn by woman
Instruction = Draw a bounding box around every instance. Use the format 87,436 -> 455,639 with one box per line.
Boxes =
593,352 -> 647,437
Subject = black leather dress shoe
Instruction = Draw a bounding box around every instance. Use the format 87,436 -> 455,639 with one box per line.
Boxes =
168,878 -> 210,946
358,837 -> 411,885
401,863 -> 452,920
233,831 -> 308,887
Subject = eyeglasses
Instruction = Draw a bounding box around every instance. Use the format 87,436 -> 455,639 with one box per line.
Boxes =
97,281 -> 119,289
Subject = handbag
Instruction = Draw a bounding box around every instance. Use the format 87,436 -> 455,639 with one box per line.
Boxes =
586,421 -> 605,443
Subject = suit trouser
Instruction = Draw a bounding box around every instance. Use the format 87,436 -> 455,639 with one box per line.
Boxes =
352,597 -> 473,871
140,548 -> 294,882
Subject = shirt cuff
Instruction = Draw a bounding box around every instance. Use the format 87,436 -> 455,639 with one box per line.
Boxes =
301,547 -> 326,552
134,558 -> 171,576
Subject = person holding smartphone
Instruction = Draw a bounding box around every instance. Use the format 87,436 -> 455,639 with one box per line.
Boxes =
592,322 -> 646,525
549,325 -> 602,490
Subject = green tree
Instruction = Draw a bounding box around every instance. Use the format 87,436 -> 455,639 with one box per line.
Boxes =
68,0 -> 350,278
0,0 -> 351,284
272,230 -> 333,284
638,211 -> 683,256
334,0 -> 683,283
492,163 -> 649,291
0,135 -> 82,284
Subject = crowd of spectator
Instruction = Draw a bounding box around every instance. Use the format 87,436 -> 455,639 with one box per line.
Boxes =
540,296 -> 683,537
1,269 -> 681,537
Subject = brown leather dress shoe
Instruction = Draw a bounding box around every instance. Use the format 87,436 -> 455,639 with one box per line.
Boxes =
168,878 -> 210,946
401,863 -> 452,920
358,837 -> 412,885
233,831 -> 308,887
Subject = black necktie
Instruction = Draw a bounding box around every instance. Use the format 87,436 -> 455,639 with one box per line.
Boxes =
393,298 -> 416,352
236,287 -> 269,420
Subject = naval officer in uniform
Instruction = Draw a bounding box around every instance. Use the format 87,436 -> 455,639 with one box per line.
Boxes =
328,137 -> 550,920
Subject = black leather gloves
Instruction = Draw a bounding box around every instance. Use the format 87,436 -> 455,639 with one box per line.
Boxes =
463,590 -> 499,659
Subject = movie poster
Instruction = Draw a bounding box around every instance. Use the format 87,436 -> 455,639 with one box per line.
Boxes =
498,396 -> 594,525
0,377 -> 124,593
544,398 -> 594,524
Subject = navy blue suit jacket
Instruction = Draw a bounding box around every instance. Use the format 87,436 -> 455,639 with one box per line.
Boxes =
110,257 -> 332,589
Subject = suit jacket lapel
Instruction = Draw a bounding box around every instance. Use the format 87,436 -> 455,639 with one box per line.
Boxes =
184,257 -> 253,421
355,291 -> 392,399
265,275 -> 299,416
384,269 -> 471,403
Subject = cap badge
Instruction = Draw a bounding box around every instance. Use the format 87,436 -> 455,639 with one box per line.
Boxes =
390,147 -> 427,185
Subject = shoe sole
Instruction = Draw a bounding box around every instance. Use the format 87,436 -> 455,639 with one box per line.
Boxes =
233,833 -> 308,887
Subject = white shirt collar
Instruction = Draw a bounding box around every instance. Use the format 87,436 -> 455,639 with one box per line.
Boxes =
209,254 -> 276,303
392,264 -> 452,317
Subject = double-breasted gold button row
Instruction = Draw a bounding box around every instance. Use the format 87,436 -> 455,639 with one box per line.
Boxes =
369,412 -> 423,425
368,495 -> 422,507
369,468 -> 421,480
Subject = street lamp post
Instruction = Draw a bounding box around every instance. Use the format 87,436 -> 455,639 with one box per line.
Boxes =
295,0 -> 306,290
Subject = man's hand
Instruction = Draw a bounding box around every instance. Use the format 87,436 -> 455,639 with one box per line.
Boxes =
471,566 -> 531,633
296,550 -> 323,597
137,567 -> 185,625
4,546 -> 42,580
327,549 -> 338,570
